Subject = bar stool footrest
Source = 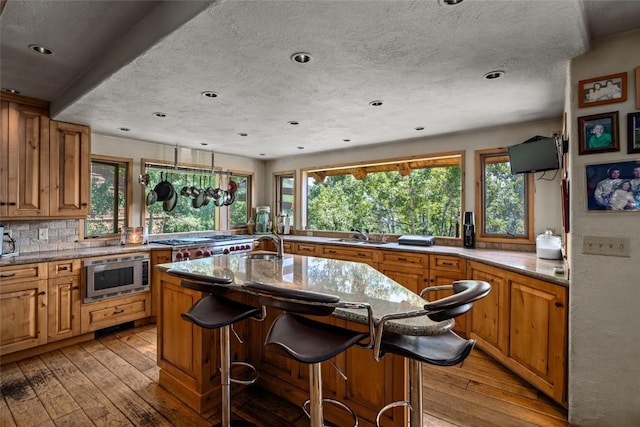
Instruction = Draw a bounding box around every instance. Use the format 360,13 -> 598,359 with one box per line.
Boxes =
375,400 -> 411,427
303,397 -> 359,427
229,361 -> 259,385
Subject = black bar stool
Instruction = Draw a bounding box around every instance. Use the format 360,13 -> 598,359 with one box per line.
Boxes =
179,278 -> 264,427
372,280 -> 491,427
243,281 -> 375,427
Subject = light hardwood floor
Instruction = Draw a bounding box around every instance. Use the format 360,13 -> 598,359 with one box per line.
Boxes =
0,324 -> 570,427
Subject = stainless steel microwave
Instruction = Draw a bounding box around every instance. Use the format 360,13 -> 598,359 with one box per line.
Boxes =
84,253 -> 149,302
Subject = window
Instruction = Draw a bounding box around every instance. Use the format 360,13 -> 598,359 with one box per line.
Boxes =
475,148 -> 534,243
228,173 -> 253,228
275,172 -> 295,227
86,155 -> 132,238
303,154 -> 462,237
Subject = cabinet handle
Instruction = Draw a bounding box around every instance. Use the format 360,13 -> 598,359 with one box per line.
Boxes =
358,253 -> 367,257
0,202 -> 5,206
8,202 -> 16,206
0,273 -> 16,278
328,250 -> 336,254
72,286 -> 80,290
442,262 -> 454,266
59,266 -> 69,271
555,302 -> 564,308
113,309 -> 124,314
81,203 -> 88,207
39,291 -> 46,295
397,257 -> 407,261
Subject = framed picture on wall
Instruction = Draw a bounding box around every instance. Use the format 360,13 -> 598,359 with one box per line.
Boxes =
578,72 -> 627,108
578,111 -> 619,155
636,66 -> 640,109
585,160 -> 640,211
629,112 -> 640,154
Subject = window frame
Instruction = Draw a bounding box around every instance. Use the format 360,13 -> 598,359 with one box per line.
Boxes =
474,148 -> 534,244
80,154 -> 133,240
226,169 -> 254,230
274,170 -> 295,226
300,151 -> 464,238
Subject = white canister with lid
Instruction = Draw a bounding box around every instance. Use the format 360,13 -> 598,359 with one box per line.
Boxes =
536,230 -> 562,259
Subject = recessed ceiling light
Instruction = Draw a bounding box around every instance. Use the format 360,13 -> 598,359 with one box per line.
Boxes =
343,139 -> 351,142
291,52 -> 312,64
237,132 -> 248,137
200,143 -> 209,146
369,100 -> 384,107
201,91 -> 218,98
483,70 -> 505,80
415,126 -> 425,131
118,127 -> 130,132
29,44 -> 53,55
288,121 -> 299,126
297,146 -> 304,150
441,0 -> 464,5
2,88 -> 20,94
259,153 -> 266,156
153,112 -> 167,118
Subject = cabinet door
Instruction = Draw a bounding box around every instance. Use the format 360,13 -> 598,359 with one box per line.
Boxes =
151,250 -> 172,318
0,279 -> 48,355
428,268 -> 468,335
468,261 -> 509,356
294,242 -> 317,256
508,273 -> 567,404
47,275 -> 81,342
380,265 -> 426,294
1,102 -> 50,218
49,120 -> 90,217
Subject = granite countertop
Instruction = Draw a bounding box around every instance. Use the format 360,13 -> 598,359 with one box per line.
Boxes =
0,234 -> 569,287
158,253 -> 454,336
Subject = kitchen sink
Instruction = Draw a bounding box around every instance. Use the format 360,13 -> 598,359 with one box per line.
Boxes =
333,238 -> 389,245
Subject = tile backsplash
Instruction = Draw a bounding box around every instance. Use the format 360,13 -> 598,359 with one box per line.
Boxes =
1,220 -> 115,254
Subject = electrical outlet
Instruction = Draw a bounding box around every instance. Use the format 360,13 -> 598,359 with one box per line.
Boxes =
38,228 -> 48,240
582,235 -> 630,257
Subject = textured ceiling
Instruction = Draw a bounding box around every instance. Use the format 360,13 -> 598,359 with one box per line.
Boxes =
2,0 -> 640,159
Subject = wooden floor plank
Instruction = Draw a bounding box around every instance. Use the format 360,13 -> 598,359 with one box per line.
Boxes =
0,395 -> 17,427
60,345 -> 171,427
52,408 -> 95,427
39,350 -> 133,427
97,335 -> 156,373
81,339 -> 210,427
0,363 -> 55,427
16,357 -> 80,421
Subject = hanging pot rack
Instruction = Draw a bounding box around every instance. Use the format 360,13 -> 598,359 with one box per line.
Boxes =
144,147 -> 233,177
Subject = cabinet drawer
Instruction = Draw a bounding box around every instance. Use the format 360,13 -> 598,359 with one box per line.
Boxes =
81,292 -> 151,333
320,245 -> 376,262
380,251 -> 427,267
0,263 -> 48,285
295,243 -> 317,255
429,254 -> 464,272
282,241 -> 294,253
48,259 -> 82,278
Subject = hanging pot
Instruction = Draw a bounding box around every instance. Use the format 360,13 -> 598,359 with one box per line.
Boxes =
146,188 -> 157,206
163,189 -> 178,212
154,172 -> 173,202
228,179 -> 237,194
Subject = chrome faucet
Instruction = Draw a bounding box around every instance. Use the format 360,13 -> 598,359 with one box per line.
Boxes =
256,234 -> 284,258
351,227 -> 370,241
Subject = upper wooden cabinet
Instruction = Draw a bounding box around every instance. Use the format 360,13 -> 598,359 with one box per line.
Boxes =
0,96 -> 90,219
0,100 -> 50,218
49,120 -> 91,217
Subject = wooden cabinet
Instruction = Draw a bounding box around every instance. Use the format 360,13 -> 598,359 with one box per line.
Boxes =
427,254 -> 468,335
47,260 -> 82,342
0,95 -> 90,219
49,120 -> 91,217
468,260 -> 568,406
0,263 -> 48,355
507,274 -> 567,405
0,99 -> 50,218
293,242 -> 318,256
319,244 -> 378,268
378,250 -> 428,294
151,249 -> 172,319
80,291 -> 151,333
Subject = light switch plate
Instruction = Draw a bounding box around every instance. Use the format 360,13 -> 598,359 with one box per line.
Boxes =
38,228 -> 48,240
582,235 -> 630,257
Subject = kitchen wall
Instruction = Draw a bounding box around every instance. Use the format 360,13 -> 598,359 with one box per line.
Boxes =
264,118 -> 564,240
567,29 -> 640,426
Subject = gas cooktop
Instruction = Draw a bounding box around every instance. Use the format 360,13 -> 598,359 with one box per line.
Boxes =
153,235 -> 251,246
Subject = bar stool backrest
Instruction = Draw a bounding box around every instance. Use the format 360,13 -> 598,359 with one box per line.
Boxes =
167,269 -> 233,295
422,280 -> 491,321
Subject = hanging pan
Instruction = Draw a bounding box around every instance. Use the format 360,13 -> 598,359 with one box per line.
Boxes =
154,172 -> 173,202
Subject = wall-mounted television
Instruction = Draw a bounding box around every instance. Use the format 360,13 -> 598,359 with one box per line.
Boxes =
507,135 -> 561,174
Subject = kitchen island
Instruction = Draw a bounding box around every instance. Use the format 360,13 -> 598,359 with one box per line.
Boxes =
156,253 -> 453,427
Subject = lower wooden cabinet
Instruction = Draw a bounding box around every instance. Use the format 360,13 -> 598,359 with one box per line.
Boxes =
47,275 -> 81,342
427,254 -> 468,335
0,263 -> 48,355
379,250 -> 428,294
80,291 -> 151,333
468,260 -> 568,406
